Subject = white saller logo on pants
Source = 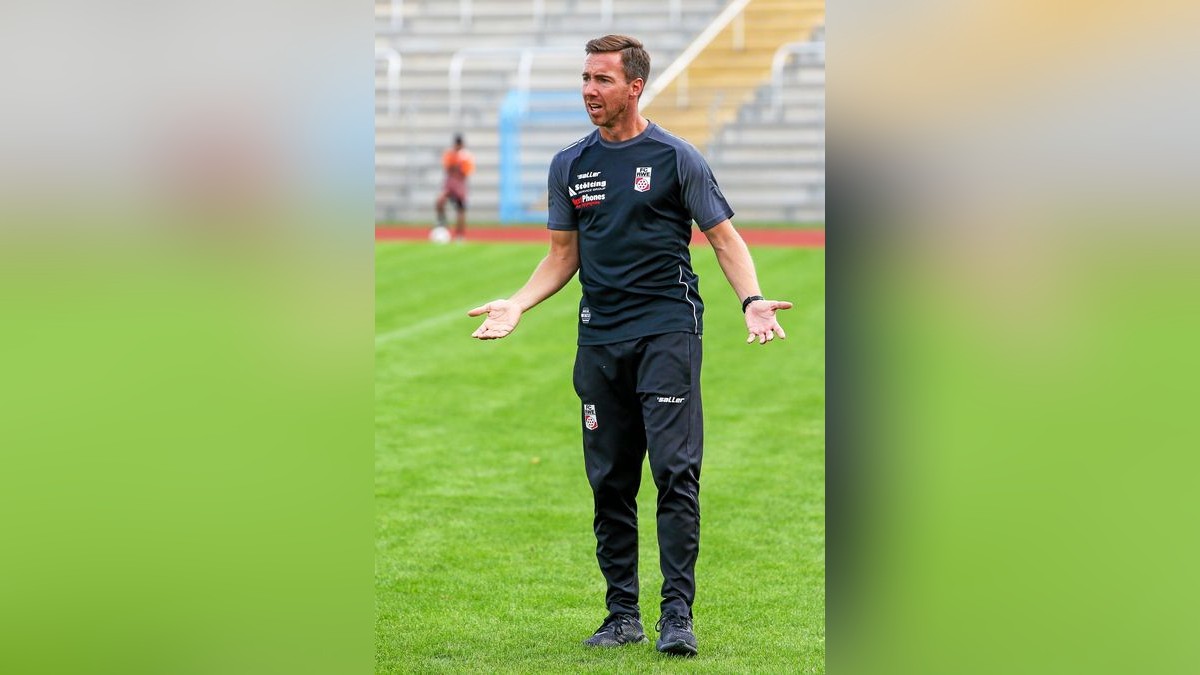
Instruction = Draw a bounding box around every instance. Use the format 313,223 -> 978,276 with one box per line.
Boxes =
584,404 -> 598,430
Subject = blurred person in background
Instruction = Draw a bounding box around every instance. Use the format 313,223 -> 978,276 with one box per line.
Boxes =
435,134 -> 475,241
468,34 -> 792,657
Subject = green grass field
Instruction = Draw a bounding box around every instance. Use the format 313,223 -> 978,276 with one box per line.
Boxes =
376,240 -> 825,673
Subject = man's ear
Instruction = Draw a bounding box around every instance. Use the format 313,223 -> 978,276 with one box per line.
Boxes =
629,77 -> 644,99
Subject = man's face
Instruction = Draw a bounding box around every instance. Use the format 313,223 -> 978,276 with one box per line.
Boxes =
581,52 -> 641,129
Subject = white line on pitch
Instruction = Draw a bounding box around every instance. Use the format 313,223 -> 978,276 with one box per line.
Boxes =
375,309 -> 471,347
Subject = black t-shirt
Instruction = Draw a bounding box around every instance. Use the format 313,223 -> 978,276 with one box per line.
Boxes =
547,123 -> 735,346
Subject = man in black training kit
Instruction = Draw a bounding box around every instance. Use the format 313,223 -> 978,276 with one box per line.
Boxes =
468,35 -> 791,657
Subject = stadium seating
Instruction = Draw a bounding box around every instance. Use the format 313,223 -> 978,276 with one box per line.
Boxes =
376,0 -> 824,224
640,0 -> 824,151
707,33 -> 825,223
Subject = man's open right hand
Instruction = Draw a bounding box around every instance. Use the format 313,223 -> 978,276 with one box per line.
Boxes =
468,300 -> 522,340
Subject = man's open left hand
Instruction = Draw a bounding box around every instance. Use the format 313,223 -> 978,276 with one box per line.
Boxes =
744,299 -> 793,345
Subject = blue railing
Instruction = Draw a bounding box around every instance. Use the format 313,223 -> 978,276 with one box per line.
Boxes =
498,89 -> 589,223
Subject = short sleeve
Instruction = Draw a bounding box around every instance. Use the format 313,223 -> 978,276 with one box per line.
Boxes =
676,145 -> 734,230
546,152 -> 578,231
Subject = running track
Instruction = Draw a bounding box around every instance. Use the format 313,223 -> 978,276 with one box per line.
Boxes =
376,226 -> 824,248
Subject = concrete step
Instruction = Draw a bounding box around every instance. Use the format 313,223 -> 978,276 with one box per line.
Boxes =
722,182 -> 825,202
718,167 -> 826,186
711,147 -> 825,166
734,106 -> 825,125
714,124 -> 824,145
711,144 -> 824,164
731,206 -> 824,223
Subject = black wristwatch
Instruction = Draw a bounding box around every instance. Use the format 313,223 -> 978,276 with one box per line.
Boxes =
741,295 -> 765,313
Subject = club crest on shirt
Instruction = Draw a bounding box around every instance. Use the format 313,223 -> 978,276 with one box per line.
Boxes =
584,404 -> 599,430
634,166 -> 652,192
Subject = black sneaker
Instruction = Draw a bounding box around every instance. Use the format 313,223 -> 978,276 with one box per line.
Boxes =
655,613 -> 698,656
583,613 -> 647,647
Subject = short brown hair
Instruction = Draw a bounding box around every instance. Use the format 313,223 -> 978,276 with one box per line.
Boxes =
585,35 -> 650,88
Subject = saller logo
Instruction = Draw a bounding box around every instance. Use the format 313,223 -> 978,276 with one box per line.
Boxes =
634,166 -> 652,192
657,396 -> 686,404
584,404 -> 599,430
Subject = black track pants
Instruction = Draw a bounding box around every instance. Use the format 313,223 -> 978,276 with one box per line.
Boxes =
572,332 -> 703,617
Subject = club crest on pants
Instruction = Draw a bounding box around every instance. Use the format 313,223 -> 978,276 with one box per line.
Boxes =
584,404 -> 598,430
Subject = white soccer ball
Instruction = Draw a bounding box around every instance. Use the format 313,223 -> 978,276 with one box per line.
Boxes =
429,226 -> 452,244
